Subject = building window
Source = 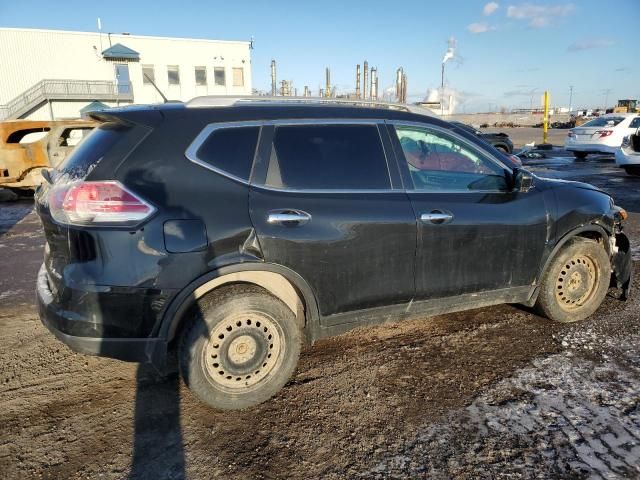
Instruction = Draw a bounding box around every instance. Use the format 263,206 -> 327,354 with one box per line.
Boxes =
214,67 -> 225,86
142,65 -> 155,84
168,65 -> 180,85
232,67 -> 244,87
195,66 -> 207,86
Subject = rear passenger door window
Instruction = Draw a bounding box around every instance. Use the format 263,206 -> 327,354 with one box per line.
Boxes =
191,126 -> 259,181
265,124 -> 391,190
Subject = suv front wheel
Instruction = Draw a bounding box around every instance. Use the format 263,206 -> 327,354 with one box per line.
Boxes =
535,237 -> 611,323
179,285 -> 301,410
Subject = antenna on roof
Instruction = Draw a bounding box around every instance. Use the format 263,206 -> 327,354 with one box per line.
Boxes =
97,17 -> 103,53
143,73 -> 169,103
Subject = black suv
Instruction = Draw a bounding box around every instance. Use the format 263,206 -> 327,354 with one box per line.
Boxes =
35,98 -> 632,410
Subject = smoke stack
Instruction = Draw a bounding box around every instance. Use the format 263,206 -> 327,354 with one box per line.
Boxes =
325,67 -> 331,98
396,68 -> 403,102
270,60 -> 277,96
401,73 -> 407,103
363,61 -> 369,100
356,64 -> 361,99
371,67 -> 378,100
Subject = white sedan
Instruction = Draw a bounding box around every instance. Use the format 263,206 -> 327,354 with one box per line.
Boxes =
615,128 -> 640,175
565,113 -> 640,159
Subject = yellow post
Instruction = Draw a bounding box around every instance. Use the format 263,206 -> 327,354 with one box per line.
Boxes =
543,90 -> 549,145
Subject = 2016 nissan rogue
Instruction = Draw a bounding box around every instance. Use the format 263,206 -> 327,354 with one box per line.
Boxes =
35,98 -> 632,410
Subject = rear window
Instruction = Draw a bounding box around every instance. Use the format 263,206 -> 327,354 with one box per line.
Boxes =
266,124 -> 390,190
582,116 -> 625,127
57,123 -> 128,178
194,126 -> 259,181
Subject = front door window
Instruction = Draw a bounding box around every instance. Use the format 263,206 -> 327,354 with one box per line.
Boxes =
395,126 -> 508,192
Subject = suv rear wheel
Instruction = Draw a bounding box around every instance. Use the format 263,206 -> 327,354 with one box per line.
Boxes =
179,284 -> 301,410
624,166 -> 640,176
573,151 -> 588,160
535,238 -> 611,323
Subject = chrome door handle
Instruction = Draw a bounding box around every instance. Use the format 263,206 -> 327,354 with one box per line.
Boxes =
420,212 -> 453,224
267,211 -> 311,225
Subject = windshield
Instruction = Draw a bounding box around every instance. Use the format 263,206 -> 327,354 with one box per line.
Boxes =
581,117 -> 625,128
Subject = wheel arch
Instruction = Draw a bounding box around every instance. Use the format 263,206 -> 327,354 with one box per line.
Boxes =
527,223 -> 611,305
157,263 -> 320,346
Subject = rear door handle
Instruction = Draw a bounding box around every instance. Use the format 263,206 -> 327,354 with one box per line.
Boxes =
420,212 -> 454,224
267,210 -> 311,226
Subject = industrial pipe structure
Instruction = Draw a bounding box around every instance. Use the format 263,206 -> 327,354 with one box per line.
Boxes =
371,67 -> 378,100
363,61 -> 369,100
270,60 -> 277,96
325,68 -> 331,98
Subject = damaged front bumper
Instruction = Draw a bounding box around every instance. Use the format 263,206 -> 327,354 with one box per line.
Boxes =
611,233 -> 633,300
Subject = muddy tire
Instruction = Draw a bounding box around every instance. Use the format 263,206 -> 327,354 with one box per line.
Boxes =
179,284 -> 301,410
535,238 -> 611,323
573,151 -> 588,160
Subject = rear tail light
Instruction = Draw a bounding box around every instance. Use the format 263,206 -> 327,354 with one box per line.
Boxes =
595,130 -> 613,138
49,180 -> 155,226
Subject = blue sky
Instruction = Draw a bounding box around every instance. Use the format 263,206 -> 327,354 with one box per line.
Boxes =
1,0 -> 638,112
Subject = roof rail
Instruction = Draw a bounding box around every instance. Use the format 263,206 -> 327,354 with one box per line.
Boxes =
185,96 -> 436,117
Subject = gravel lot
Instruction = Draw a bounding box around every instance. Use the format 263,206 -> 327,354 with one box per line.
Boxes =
0,152 -> 639,479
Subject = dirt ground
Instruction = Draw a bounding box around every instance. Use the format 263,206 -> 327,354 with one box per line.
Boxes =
1,153 -> 639,479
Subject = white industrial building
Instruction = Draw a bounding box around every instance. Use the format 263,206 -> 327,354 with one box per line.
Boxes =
0,28 -> 253,120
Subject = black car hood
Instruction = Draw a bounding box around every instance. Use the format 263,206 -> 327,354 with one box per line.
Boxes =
534,175 -> 606,195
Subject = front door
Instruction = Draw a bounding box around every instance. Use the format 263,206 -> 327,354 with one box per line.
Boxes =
115,64 -> 131,94
249,122 -> 417,318
389,123 -> 549,300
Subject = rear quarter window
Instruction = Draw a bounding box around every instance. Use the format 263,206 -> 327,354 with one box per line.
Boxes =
192,126 -> 260,181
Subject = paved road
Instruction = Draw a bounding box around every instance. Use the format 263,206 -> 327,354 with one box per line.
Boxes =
0,155 -> 638,479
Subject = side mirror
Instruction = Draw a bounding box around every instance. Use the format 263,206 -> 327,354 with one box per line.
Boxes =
508,168 -> 533,192
516,169 -> 533,192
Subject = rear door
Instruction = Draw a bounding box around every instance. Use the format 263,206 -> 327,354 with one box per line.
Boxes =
249,121 -> 416,318
388,122 -> 549,299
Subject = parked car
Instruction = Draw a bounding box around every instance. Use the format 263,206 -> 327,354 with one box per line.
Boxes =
35,98 -> 632,410
565,113 -> 640,159
615,128 -> 640,175
450,121 -> 514,153
0,120 -> 95,191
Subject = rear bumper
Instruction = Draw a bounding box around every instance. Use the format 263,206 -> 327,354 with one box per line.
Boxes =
36,264 -> 165,363
565,143 -> 617,154
615,148 -> 640,166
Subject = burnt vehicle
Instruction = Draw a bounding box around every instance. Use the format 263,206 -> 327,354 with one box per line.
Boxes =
0,120 -> 95,191
450,121 -> 514,153
35,98 -> 632,410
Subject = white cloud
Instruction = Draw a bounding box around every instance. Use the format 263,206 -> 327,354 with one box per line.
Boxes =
507,3 -> 576,28
567,39 -> 615,52
483,2 -> 499,15
467,22 -> 495,33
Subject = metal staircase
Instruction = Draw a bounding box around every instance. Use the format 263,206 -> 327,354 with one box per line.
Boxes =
0,79 -> 134,120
